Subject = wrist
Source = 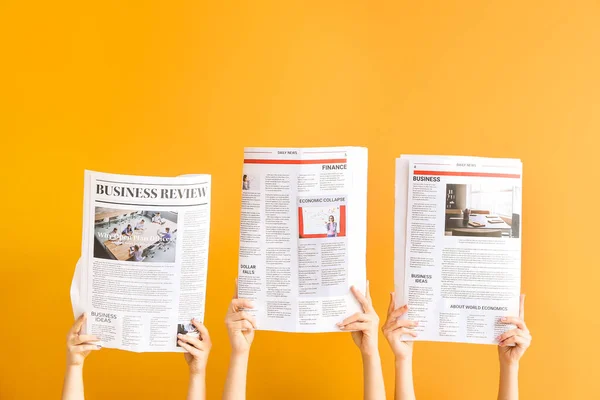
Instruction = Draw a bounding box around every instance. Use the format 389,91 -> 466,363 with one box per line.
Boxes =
395,355 -> 413,367
189,369 -> 206,379
65,363 -> 84,374
361,350 -> 381,362
231,348 -> 251,359
500,359 -> 520,372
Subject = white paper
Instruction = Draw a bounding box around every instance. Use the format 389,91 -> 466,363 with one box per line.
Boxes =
71,170 -> 211,352
394,155 -> 522,344
238,147 -> 368,332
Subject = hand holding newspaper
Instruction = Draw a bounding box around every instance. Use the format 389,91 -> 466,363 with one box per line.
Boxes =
71,171 -> 211,352
238,147 -> 368,332
394,155 -> 522,344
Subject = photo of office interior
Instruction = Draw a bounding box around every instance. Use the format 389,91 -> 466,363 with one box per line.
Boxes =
444,183 -> 521,238
93,208 -> 179,263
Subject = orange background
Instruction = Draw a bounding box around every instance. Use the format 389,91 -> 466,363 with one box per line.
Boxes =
1,1 -> 598,399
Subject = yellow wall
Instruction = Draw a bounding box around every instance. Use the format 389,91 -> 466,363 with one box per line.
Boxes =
1,1 -> 598,399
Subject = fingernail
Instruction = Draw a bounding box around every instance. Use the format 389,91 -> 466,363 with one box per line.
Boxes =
501,317 -> 507,322
414,321 -> 419,326
97,345 -> 102,349
177,334 -> 183,337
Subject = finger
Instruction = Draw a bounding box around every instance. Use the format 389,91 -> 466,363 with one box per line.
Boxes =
233,278 -> 238,300
385,318 -> 418,331
192,320 -> 211,343
231,299 -> 254,311
339,322 -> 369,331
366,280 -> 372,302
386,326 -> 418,338
500,316 -> 526,331
388,304 -> 409,320
178,340 -> 201,356
337,312 -> 364,327
387,292 -> 395,315
229,310 -> 252,321
229,311 -> 258,328
70,313 -> 86,336
499,335 -> 529,348
350,286 -> 371,313
497,328 -> 522,343
177,333 -> 203,349
228,320 -> 255,332
519,294 -> 525,320
73,334 -> 101,345
71,343 -> 102,352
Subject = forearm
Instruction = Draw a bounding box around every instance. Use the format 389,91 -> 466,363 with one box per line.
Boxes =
394,358 -> 415,400
223,352 -> 249,400
362,352 -> 386,400
497,362 -> 519,400
186,372 -> 207,400
61,365 -> 85,400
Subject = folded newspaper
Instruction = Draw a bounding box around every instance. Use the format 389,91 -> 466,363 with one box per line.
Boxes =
71,171 -> 211,352
238,147 -> 368,332
395,155 -> 522,344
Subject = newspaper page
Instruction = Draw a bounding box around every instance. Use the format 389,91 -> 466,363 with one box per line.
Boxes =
238,147 -> 368,332
70,170 -> 211,352
394,155 -> 522,344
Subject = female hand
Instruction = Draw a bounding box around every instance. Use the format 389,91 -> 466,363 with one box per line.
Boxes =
66,313 -> 101,367
381,293 -> 418,361
497,294 -> 532,365
225,283 -> 257,355
337,282 -> 380,357
178,319 -> 212,376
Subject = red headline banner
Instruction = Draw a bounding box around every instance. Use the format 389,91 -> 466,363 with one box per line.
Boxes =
414,170 -> 521,179
244,158 -> 347,165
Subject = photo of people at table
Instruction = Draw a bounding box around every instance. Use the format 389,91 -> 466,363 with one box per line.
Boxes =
93,207 -> 179,263
444,183 -> 521,239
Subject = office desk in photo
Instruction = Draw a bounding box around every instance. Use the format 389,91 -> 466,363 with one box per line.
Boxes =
445,209 -> 463,216
102,220 -> 177,261
95,208 -> 137,221
445,214 -> 512,235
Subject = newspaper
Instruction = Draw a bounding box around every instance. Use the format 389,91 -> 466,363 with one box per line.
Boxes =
238,147 -> 368,332
71,170 -> 211,352
394,155 -> 522,344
